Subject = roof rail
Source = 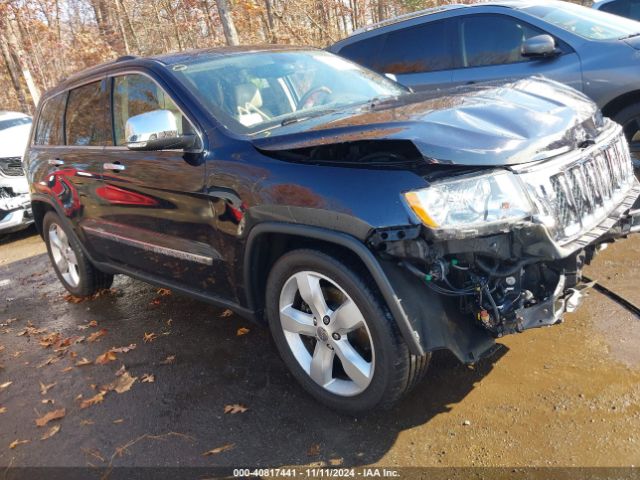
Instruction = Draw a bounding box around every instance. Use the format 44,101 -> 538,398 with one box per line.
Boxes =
352,4 -> 465,35
115,55 -> 138,62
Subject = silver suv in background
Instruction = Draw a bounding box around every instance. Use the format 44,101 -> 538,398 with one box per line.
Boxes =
593,0 -> 640,21
329,0 -> 640,165
0,111 -> 33,234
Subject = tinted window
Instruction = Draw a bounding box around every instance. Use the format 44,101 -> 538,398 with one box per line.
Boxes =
377,20 -> 456,74
0,116 -> 31,132
65,81 -> 112,146
337,35 -> 388,72
600,0 -> 640,21
112,74 -> 184,146
35,94 -> 65,145
461,15 -> 543,67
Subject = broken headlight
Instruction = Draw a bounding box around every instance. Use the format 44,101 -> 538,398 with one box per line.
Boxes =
404,170 -> 533,235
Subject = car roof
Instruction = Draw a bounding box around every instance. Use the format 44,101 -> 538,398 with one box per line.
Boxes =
48,45 -> 315,100
0,111 -> 31,120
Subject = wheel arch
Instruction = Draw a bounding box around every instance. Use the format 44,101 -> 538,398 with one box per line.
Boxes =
30,197 -> 57,238
602,89 -> 640,119
243,222 -> 425,356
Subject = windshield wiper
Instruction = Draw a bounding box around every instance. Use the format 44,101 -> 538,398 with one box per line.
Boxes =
279,108 -> 339,127
619,32 -> 640,40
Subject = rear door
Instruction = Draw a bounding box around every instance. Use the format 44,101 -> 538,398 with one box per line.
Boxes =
451,14 -> 583,90
84,72 -> 228,296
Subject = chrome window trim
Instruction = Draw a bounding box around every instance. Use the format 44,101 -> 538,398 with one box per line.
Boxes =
31,70 -> 204,153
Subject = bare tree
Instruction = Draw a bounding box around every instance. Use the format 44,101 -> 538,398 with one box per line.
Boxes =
215,0 -> 240,46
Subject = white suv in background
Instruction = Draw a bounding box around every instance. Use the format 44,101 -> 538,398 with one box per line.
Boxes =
0,111 -> 33,234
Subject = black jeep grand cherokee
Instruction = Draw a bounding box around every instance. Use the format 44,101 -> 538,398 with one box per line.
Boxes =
25,46 -> 640,413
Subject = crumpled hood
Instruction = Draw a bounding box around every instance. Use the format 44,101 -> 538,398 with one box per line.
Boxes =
252,77 -> 603,166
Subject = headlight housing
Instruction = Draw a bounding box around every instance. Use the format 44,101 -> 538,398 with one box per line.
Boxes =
404,170 -> 533,237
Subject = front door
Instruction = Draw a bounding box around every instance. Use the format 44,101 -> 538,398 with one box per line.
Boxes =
84,72 -> 230,297
451,14 -> 583,91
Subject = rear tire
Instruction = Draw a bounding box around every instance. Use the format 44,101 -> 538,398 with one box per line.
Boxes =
43,211 -> 113,297
265,248 -> 430,414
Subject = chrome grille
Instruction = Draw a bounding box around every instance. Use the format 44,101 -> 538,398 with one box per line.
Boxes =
0,157 -> 24,176
519,129 -> 635,244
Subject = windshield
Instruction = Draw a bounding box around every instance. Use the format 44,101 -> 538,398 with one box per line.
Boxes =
169,50 -> 407,135
524,2 -> 640,40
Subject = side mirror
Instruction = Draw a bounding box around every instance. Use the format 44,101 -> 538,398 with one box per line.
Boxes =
522,34 -> 560,59
125,110 -> 196,151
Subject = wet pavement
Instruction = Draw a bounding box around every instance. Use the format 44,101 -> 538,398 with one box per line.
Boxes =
1,227 -> 639,469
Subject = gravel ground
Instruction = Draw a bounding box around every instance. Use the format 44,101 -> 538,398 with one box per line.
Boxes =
1,227 -> 640,471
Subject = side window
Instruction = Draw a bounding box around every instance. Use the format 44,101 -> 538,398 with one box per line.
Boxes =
66,80 -> 112,146
376,20 -> 456,74
112,74 -> 184,146
34,94 -> 66,145
337,35 -> 388,73
461,15 -> 544,68
600,0 -> 640,20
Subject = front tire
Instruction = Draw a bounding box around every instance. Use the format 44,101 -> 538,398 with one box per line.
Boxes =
265,249 -> 430,414
43,211 -> 113,297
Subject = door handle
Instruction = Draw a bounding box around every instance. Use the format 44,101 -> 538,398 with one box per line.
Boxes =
103,162 -> 126,172
48,159 -> 64,166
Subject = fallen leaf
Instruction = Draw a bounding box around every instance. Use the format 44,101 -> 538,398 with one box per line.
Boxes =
157,288 -> 172,296
166,319 -> 173,327
63,294 -> 85,304
115,364 -> 126,377
109,371 -> 137,394
236,327 -> 250,336
159,355 -> 175,365
41,425 -> 60,440
75,357 -> 92,366
202,443 -> 235,456
38,356 -> 60,368
0,381 -> 12,390
35,408 -> 66,427
149,298 -> 161,306
110,344 -> 136,353
80,419 -> 94,426
80,392 -> 105,409
77,320 -> 98,330
9,439 -> 29,449
113,418 -> 124,424
12,351 -> 24,358
87,329 -> 107,343
61,366 -> 74,373
39,333 -> 61,348
143,332 -> 158,343
307,443 -> 321,456
220,309 -> 233,318
41,399 -> 54,405
40,382 -> 56,395
141,373 -> 155,383
224,404 -> 248,414
95,350 -> 117,365
0,407 -> 6,414
329,458 -> 344,466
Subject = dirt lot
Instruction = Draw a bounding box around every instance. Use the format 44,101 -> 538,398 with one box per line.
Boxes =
1,227 -> 640,471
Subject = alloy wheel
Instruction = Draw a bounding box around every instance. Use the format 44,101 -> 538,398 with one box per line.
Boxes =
278,270 -> 375,397
48,223 -> 80,288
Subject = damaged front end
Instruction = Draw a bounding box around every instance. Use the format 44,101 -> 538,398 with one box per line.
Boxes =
371,121 -> 640,362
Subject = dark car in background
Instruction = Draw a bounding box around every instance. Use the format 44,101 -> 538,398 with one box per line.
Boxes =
329,0 -> 640,164
24,47 -> 640,413
593,0 -> 640,21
